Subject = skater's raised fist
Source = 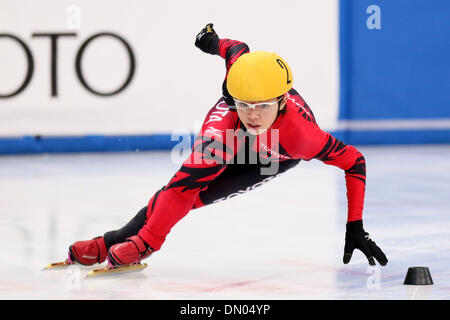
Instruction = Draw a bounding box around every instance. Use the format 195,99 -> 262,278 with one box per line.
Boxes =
107,235 -> 153,266
343,220 -> 388,266
195,23 -> 219,54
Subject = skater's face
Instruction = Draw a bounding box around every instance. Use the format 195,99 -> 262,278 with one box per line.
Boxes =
234,95 -> 286,135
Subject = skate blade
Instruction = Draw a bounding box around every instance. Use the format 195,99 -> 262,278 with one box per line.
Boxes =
86,263 -> 148,277
43,260 -> 75,270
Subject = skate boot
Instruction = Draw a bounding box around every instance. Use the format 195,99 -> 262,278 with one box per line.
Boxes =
68,236 -> 108,266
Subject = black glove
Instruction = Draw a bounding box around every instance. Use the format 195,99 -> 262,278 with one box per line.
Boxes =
195,23 -> 219,55
343,220 -> 388,266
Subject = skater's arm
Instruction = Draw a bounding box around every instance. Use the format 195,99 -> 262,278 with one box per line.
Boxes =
284,103 -> 386,266
312,133 -> 366,222
195,24 -> 250,104
215,38 -> 250,71
195,23 -> 250,70
292,119 -> 366,222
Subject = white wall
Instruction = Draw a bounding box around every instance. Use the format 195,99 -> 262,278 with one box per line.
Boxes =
0,0 -> 339,136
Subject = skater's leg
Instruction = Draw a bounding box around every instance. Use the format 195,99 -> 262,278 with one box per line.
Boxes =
103,206 -> 148,250
104,159 -> 300,249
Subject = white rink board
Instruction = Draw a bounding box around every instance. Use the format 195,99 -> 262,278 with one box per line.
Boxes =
0,145 -> 449,299
0,0 -> 339,136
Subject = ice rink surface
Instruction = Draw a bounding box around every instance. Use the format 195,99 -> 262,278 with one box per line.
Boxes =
0,145 -> 449,300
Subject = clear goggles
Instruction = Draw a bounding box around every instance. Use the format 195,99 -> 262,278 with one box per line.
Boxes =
232,96 -> 284,113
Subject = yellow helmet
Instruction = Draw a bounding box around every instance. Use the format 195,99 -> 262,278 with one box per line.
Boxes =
226,51 -> 293,102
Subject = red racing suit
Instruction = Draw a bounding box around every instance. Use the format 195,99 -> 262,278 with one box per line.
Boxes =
136,38 -> 366,251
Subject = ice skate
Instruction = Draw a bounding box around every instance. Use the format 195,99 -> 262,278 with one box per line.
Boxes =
43,255 -> 76,270
44,236 -> 107,270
